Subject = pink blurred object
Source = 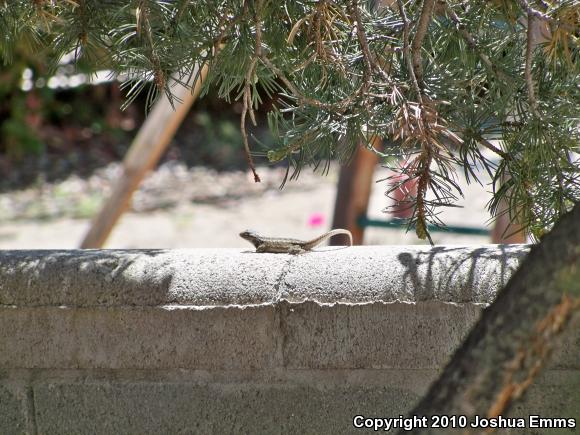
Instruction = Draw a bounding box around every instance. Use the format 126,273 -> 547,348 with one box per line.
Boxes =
389,169 -> 418,219
308,213 -> 325,228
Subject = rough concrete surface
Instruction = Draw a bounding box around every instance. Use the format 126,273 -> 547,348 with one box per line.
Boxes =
0,305 -> 278,370
0,245 -> 529,306
0,381 -> 28,435
1,246 -> 579,434
32,373 -> 425,435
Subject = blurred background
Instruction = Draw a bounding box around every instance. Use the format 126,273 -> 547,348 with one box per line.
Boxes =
0,53 -> 503,250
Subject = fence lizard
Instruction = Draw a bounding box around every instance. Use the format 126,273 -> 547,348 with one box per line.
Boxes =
239,229 -> 353,254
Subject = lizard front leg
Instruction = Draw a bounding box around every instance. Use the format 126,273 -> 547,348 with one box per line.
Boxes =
256,244 -> 269,253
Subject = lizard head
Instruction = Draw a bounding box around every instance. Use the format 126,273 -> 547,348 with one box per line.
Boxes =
239,229 -> 261,246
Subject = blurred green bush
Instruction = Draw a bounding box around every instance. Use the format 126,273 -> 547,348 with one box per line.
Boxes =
0,48 -> 277,190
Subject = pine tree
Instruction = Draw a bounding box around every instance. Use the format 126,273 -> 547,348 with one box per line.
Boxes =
1,0 -> 578,241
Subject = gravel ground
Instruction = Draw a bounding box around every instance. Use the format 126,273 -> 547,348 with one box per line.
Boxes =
0,161 -> 498,249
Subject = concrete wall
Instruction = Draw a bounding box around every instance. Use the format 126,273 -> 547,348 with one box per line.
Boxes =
0,246 -> 578,434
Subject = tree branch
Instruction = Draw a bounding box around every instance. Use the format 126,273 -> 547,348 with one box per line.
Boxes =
525,13 -> 541,117
410,0 -> 436,87
402,202 -> 580,433
475,135 -> 511,161
487,295 -> 579,418
258,54 -> 358,112
348,0 -> 373,89
443,3 -> 511,82
240,0 -> 262,182
517,0 -> 577,34
396,0 -> 423,103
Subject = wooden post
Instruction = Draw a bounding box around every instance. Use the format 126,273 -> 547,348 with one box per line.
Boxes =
79,64 -> 209,248
491,213 -> 526,243
330,137 -> 382,245
491,192 -> 527,243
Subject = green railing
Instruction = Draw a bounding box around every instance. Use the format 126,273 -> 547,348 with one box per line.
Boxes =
357,216 -> 490,236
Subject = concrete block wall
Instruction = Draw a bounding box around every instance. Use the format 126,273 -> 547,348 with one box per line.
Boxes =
0,246 -> 578,434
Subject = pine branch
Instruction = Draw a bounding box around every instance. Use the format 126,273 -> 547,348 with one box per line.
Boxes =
396,0 -> 422,103
443,2 -> 511,82
241,0 -> 261,182
525,13 -> 540,117
473,135 -> 511,161
348,0 -> 373,87
517,0 -> 577,34
410,0 -> 436,87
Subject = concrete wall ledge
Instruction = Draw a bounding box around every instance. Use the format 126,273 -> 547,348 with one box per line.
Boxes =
0,245 -> 530,307
1,246 -> 579,434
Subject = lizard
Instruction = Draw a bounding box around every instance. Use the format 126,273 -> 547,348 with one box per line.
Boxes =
239,229 -> 353,254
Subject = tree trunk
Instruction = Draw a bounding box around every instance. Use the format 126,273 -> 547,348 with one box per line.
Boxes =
403,202 -> 580,433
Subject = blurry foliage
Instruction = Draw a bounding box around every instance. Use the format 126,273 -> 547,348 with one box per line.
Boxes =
192,111 -> 242,167
0,53 -> 105,158
1,113 -> 44,157
0,36 -> 264,178
0,54 -> 42,158
181,100 -> 276,170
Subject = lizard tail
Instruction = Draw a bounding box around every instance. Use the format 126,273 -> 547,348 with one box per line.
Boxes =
332,229 -> 353,246
308,228 -> 353,248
